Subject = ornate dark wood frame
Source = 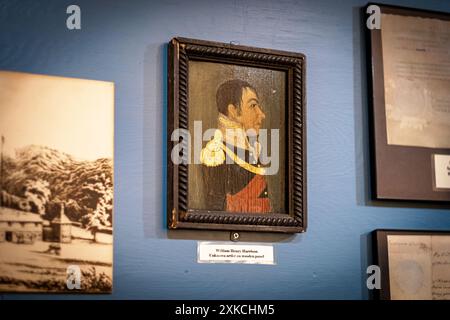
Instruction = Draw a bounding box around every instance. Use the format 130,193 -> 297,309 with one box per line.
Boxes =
167,37 -> 306,233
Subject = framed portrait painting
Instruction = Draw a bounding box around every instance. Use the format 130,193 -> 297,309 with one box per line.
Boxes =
366,4 -> 450,202
373,229 -> 450,300
167,37 -> 306,233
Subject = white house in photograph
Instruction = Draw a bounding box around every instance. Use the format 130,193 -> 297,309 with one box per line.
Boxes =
0,204 -> 73,244
0,206 -> 43,243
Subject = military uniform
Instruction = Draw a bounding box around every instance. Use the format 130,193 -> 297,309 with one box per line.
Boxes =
200,114 -> 271,213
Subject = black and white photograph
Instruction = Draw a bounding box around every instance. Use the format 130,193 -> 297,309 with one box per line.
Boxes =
0,71 -> 114,293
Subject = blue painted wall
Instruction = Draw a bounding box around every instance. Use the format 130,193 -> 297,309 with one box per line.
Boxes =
1,0 -> 450,300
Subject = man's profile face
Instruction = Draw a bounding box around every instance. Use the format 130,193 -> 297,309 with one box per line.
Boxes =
232,87 -> 266,135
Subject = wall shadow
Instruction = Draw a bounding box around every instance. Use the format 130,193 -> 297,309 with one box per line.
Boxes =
353,6 -> 372,209
168,229 -> 298,242
360,231 -> 374,300
142,42 -> 168,239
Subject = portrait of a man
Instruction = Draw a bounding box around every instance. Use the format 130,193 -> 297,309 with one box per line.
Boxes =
188,61 -> 287,214
200,79 -> 270,213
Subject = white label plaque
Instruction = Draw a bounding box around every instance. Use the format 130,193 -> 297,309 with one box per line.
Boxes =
433,154 -> 450,190
197,242 -> 275,265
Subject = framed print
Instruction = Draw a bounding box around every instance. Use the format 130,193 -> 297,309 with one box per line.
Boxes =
0,71 -> 114,293
167,37 -> 306,233
366,4 -> 450,201
373,229 -> 450,300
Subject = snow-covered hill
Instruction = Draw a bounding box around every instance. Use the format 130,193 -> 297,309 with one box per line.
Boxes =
2,145 -> 113,229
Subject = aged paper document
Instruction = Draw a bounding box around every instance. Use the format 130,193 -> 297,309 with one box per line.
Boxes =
387,235 -> 450,300
381,14 -> 450,148
432,236 -> 450,299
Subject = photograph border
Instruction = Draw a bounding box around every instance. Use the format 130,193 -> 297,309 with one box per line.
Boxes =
167,37 -> 306,233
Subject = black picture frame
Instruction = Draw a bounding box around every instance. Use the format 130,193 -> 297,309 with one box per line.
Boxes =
373,229 -> 450,300
366,4 -> 450,202
167,37 -> 307,233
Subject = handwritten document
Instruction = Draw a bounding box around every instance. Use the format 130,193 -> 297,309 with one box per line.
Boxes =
387,235 -> 450,300
381,14 -> 450,148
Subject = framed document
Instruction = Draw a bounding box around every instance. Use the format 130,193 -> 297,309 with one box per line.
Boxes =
374,229 -> 450,300
167,37 -> 306,233
366,4 -> 450,201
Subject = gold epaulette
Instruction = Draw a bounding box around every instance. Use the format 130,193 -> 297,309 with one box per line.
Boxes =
200,130 -> 225,167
